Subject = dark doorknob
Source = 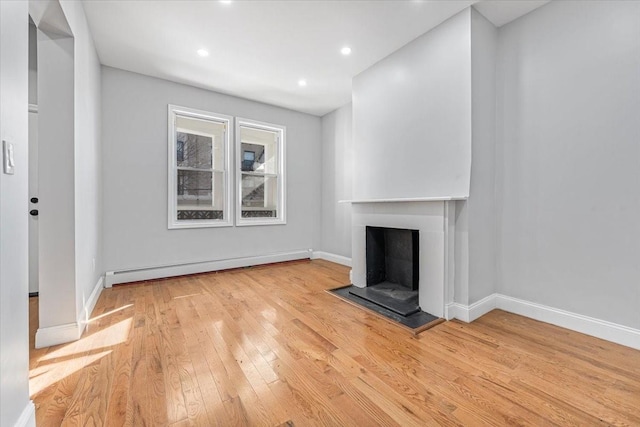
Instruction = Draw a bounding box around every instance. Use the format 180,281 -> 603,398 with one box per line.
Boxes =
31,197 -> 38,203
30,209 -> 38,216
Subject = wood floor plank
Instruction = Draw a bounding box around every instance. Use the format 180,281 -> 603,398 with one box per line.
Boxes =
103,321 -> 133,425
126,293 -> 152,426
157,323 -> 188,422
29,259 -> 640,426
142,285 -> 168,426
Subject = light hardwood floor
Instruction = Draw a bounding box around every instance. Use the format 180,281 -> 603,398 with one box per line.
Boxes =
29,260 -> 640,426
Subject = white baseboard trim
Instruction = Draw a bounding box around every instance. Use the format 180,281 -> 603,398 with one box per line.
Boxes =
105,250 -> 312,287
35,277 -> 105,349
446,293 -> 640,350
445,293 -> 497,322
15,401 -> 35,427
79,276 -> 104,325
495,294 -> 640,350
35,321 -> 82,349
311,251 -> 352,267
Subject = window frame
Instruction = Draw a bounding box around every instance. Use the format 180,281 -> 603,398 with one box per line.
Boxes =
168,104 -> 233,229
235,117 -> 286,226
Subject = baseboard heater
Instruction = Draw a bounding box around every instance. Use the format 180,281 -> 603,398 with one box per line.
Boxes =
105,249 -> 312,287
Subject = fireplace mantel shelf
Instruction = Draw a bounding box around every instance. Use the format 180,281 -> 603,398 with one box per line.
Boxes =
339,196 -> 468,204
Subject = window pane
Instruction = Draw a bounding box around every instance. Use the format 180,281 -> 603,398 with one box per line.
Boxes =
239,127 -> 278,174
177,170 -> 225,220
177,132 -> 212,169
241,174 -> 278,218
176,115 -> 225,170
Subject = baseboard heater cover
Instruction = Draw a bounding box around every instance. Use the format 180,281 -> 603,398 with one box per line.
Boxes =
105,250 -> 312,287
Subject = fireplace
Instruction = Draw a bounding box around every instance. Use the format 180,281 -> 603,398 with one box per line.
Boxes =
349,226 -> 421,316
350,200 -> 457,319
366,226 -> 419,290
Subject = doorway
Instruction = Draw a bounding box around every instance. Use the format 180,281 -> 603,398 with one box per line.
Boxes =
28,18 -> 38,296
28,104 -> 38,296
29,4 -> 77,349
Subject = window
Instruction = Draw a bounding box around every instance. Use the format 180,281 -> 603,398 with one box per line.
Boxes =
235,118 -> 286,226
168,105 -> 232,228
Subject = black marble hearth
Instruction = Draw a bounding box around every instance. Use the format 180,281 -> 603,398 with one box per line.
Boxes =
348,282 -> 420,316
330,285 -> 438,330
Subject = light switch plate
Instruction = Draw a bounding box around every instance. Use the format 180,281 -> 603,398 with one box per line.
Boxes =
3,140 -> 15,175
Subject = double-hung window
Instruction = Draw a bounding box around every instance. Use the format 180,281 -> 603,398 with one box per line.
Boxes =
236,118 -> 286,226
168,105 -> 232,228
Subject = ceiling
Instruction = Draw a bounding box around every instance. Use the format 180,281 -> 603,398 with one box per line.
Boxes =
82,0 -> 549,116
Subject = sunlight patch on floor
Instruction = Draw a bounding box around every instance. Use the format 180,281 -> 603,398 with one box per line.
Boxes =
260,308 -> 277,322
173,293 -> 203,300
88,304 -> 133,323
39,317 -> 132,361
30,350 -> 112,396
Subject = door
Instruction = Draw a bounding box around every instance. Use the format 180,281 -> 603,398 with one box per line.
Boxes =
28,108 -> 38,294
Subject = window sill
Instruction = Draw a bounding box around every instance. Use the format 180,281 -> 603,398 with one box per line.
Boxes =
168,219 -> 233,229
235,218 -> 286,227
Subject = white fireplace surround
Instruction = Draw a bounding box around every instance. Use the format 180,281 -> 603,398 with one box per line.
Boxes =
350,199 -> 459,318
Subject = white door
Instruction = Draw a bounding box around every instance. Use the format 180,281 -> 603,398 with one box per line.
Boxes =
28,109 -> 38,294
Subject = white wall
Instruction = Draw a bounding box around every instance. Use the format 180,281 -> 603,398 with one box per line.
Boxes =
467,8 -> 498,305
320,103 -> 352,258
102,67 -> 322,273
352,9 -> 472,201
28,21 -> 37,105
0,1 -> 34,425
37,29 -> 77,329
59,0 -> 103,322
496,0 -> 640,328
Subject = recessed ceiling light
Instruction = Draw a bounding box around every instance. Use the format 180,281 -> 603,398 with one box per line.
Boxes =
219,0 -> 232,4
298,79 -> 307,87
341,46 -> 352,56
197,49 -> 209,57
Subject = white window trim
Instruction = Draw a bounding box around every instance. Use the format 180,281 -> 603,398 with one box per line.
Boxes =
168,104 -> 233,229
235,117 -> 286,226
